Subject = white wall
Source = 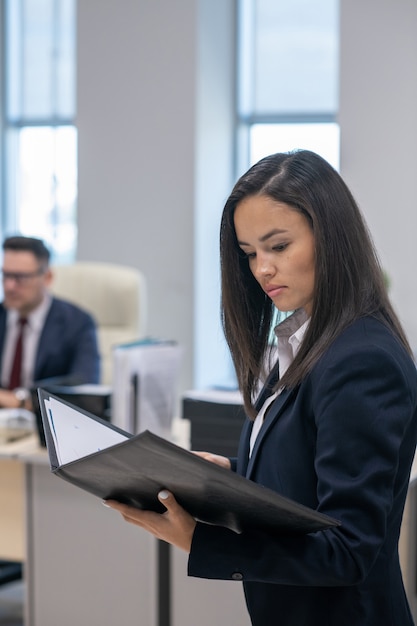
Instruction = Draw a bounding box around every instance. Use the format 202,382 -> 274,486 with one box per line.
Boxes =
76,0 -> 235,394
339,0 -> 417,349
76,0 -> 196,392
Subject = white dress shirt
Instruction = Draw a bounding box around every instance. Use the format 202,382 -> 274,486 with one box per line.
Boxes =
249,308 -> 310,456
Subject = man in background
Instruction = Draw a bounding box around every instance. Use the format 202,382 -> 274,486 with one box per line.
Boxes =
0,235 -> 100,409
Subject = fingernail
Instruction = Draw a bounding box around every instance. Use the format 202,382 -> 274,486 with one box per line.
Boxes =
158,490 -> 169,500
102,500 -> 110,507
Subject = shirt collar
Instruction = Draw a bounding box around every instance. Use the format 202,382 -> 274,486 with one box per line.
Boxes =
274,308 -> 310,343
6,293 -> 52,330
274,308 -> 310,377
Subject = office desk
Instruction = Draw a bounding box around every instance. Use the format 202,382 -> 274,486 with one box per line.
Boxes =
0,429 -> 249,626
0,436 -> 157,626
23,455 -> 157,626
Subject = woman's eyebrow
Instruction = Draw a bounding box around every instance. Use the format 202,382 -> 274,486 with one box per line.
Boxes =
259,228 -> 288,242
238,228 -> 288,246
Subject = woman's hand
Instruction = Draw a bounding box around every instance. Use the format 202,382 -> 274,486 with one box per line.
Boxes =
104,490 -> 196,553
192,451 -> 231,470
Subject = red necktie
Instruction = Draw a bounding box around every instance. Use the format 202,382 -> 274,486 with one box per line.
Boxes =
9,318 -> 28,390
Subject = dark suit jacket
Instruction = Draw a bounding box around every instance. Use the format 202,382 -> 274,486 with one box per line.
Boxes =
0,297 -> 100,386
188,316 -> 417,626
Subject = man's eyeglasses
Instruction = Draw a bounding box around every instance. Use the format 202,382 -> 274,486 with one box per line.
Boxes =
1,269 -> 45,285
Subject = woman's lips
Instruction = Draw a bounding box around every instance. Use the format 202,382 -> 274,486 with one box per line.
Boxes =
265,285 -> 286,298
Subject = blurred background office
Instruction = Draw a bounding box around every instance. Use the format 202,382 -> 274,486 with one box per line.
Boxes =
1,0 -> 416,402
1,1 -> 417,625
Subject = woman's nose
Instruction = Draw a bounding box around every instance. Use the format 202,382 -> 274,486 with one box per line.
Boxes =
253,253 -> 275,279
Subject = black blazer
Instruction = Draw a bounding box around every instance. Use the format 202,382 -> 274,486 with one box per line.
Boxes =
188,317 -> 417,626
0,297 -> 100,386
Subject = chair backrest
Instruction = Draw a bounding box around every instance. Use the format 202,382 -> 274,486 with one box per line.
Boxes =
50,261 -> 147,385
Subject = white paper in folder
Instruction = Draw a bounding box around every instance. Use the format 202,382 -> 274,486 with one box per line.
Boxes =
112,339 -> 183,438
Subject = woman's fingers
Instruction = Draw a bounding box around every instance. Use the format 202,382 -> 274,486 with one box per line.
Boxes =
103,492 -> 196,552
192,450 -> 231,469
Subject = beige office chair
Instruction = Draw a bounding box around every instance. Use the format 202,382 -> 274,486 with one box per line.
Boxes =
50,261 -> 147,385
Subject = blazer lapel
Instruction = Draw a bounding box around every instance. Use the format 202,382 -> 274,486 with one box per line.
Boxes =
236,363 -> 281,475
245,386 -> 296,480
34,300 -> 59,377
236,418 -> 252,476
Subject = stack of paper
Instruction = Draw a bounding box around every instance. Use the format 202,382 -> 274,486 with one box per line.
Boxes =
112,338 -> 183,437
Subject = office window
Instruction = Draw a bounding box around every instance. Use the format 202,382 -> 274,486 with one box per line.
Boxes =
1,0 -> 77,263
198,0 -> 340,389
237,0 -> 340,172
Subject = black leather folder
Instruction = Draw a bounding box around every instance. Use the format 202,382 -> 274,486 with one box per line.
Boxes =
38,389 -> 340,536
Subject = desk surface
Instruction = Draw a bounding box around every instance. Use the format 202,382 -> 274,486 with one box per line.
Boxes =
0,433 -> 39,459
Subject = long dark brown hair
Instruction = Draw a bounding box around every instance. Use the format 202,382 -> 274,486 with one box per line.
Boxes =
220,150 -> 411,418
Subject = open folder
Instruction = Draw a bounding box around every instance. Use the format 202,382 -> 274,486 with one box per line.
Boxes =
38,389 -> 340,536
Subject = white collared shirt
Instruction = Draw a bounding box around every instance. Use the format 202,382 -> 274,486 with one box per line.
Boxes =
1,294 -> 53,389
249,309 -> 310,456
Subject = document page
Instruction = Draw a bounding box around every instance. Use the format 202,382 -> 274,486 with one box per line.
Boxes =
112,340 -> 183,436
43,396 -> 128,466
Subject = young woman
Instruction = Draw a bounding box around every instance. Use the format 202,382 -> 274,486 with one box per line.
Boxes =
106,151 -> 417,625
